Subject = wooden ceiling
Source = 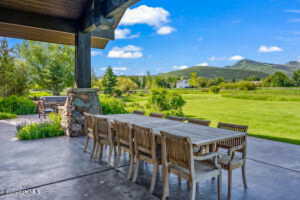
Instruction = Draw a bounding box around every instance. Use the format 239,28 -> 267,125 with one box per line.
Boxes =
0,0 -> 89,20
0,0 -> 125,49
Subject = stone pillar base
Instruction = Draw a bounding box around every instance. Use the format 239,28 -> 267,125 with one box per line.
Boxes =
61,88 -> 101,137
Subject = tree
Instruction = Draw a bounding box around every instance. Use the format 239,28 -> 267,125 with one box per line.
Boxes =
188,72 -> 199,88
263,72 -> 293,87
293,70 -> 300,86
102,66 -> 117,95
18,41 -> 75,95
0,39 -> 30,97
117,77 -> 138,93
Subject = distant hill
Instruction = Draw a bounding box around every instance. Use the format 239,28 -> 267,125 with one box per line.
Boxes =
161,65 -> 269,81
227,59 -> 300,75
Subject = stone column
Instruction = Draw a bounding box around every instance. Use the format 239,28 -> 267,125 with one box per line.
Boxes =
62,88 -> 101,137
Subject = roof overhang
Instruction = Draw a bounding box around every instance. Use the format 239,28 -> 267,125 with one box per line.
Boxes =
0,0 -> 139,49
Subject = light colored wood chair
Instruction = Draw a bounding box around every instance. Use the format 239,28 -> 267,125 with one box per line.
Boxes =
83,112 -> 97,159
150,112 -> 164,118
94,116 -> 115,164
132,124 -> 161,193
113,120 -> 135,179
167,115 -> 186,122
188,118 -> 211,126
217,122 -> 248,200
161,131 -> 222,200
133,110 -> 145,115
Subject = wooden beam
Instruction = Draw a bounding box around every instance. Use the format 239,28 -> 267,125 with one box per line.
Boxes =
0,6 -> 77,33
105,0 -> 140,17
75,32 -> 92,88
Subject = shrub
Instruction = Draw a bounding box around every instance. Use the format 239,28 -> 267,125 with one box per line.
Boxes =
220,81 -> 257,91
148,89 -> 186,111
100,95 -> 128,114
16,122 -> 64,140
0,96 -> 36,115
237,81 -> 257,91
48,112 -> 62,125
28,91 -> 52,100
0,112 -> 17,120
209,86 -> 220,94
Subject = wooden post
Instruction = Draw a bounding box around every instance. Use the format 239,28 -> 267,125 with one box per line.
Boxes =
75,31 -> 91,88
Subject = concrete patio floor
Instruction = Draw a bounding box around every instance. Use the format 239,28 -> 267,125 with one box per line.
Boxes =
0,115 -> 299,200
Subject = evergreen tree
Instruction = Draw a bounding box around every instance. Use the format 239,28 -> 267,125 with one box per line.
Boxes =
102,66 -> 117,95
0,39 -> 30,97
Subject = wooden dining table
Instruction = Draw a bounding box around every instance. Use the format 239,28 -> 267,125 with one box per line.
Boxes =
99,113 -> 247,198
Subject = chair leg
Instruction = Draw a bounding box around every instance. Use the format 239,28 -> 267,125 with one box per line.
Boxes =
90,139 -> 97,160
115,145 -> 121,168
150,163 -> 158,193
217,174 -> 222,200
242,164 -> 248,189
162,165 -> 170,200
190,181 -> 196,200
228,170 -> 232,200
83,136 -> 89,152
108,144 -> 113,165
128,153 -> 134,180
132,158 -> 140,182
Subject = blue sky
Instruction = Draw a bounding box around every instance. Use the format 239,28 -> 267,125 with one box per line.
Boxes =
5,0 -> 300,76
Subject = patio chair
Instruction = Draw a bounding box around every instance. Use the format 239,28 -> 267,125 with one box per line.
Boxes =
133,110 -> 145,115
94,116 -> 115,164
187,118 -> 211,127
132,124 -> 161,193
83,112 -> 97,159
150,112 -> 164,118
217,122 -> 248,200
113,120 -> 134,179
166,115 -> 186,122
161,131 -> 222,200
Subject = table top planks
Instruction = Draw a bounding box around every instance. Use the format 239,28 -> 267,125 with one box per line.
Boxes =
100,114 -> 246,145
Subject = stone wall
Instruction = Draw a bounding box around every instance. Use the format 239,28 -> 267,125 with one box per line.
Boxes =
61,88 -> 101,137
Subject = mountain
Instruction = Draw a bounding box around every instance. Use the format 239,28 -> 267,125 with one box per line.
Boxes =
228,59 -> 300,75
161,66 -> 269,81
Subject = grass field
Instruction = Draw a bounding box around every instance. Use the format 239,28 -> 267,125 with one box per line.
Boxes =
126,88 -> 300,145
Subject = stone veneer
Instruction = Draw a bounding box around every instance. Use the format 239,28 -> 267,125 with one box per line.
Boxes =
61,88 -> 101,137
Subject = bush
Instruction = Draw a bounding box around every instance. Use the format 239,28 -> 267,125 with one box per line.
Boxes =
148,89 -> 186,111
16,122 -> 64,140
0,112 -> 17,120
237,81 -> 257,91
220,81 -> 257,91
28,91 -> 52,100
100,95 -> 128,114
209,86 -> 220,94
0,96 -> 36,115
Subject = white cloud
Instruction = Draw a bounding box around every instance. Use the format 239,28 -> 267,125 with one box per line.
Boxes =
120,5 -> 175,35
258,45 -> 283,53
229,55 -> 245,61
107,45 -> 143,59
197,62 -> 209,66
156,26 -> 175,35
115,28 -> 139,39
285,9 -> 300,14
173,65 -> 188,70
91,50 -> 102,56
121,5 -> 170,27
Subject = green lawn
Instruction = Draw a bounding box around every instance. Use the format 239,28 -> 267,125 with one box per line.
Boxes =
127,88 -> 300,145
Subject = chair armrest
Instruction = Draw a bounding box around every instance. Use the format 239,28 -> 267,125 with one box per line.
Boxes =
194,152 -> 220,161
227,144 -> 245,160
